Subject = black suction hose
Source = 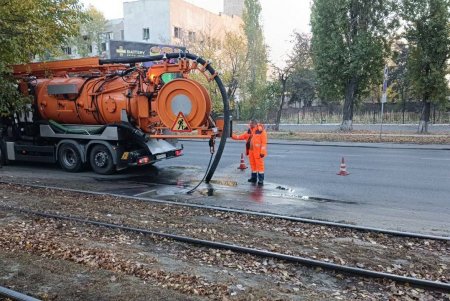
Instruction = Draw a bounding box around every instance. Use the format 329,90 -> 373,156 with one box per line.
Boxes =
0,286 -> 41,301
186,152 -> 214,194
205,74 -> 229,183
100,54 -> 230,184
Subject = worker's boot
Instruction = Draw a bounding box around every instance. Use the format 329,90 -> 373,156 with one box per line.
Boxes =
248,173 -> 257,183
258,173 -> 265,186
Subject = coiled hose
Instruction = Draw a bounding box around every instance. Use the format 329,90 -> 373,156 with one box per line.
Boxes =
100,53 -> 230,186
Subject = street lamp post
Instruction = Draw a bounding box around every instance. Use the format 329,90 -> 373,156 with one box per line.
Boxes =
380,65 -> 388,140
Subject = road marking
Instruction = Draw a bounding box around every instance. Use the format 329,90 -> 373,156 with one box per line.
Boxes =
134,190 -> 156,197
420,158 -> 450,161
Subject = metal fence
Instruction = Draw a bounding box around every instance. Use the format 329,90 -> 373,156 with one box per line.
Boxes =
277,104 -> 450,124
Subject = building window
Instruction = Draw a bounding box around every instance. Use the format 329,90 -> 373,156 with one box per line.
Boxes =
174,26 -> 182,39
188,31 -> 196,42
88,44 -> 93,54
121,30 -> 125,41
143,28 -> 150,40
101,42 -> 107,52
61,46 -> 72,55
103,32 -> 113,41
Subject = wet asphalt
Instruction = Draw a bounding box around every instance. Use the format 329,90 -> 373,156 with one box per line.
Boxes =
157,140 -> 450,235
1,140 -> 449,236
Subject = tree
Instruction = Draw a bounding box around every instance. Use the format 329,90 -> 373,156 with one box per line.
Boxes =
221,32 -> 249,104
188,28 -> 249,114
71,6 -> 107,58
389,41 -> 411,123
288,70 -> 317,108
186,27 -> 223,112
311,0 -> 396,131
273,33 -> 315,131
273,65 -> 294,131
0,0 -> 84,117
401,0 -> 450,133
221,31 -> 249,119
0,67 -> 26,117
240,81 -> 279,123
287,33 -> 316,113
242,0 -> 268,109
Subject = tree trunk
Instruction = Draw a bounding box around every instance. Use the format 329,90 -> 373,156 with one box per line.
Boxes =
433,104 -> 436,124
275,92 -> 285,131
340,77 -> 358,131
275,80 -> 287,131
401,87 -> 406,124
418,99 -> 431,134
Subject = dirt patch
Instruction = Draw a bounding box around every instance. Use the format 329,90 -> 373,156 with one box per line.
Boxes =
0,250 -> 202,301
0,183 -> 449,300
0,183 -> 448,284
0,213 -> 352,301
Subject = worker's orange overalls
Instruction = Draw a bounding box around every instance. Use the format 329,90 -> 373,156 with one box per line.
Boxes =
232,124 -> 267,185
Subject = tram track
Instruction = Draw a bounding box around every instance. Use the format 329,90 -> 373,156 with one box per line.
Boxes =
1,204 -> 449,293
1,181 -> 449,297
1,180 -> 448,242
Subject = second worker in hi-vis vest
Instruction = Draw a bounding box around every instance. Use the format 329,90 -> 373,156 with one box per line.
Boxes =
232,120 -> 268,186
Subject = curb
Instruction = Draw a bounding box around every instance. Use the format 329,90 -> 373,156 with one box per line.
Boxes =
180,139 -> 450,151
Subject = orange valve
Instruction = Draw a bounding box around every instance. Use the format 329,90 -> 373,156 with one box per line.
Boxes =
156,78 -> 211,129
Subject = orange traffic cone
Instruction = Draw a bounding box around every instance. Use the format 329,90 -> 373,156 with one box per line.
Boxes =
337,157 -> 350,176
237,153 -> 248,170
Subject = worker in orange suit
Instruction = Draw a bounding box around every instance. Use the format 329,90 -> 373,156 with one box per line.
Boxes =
232,120 -> 268,186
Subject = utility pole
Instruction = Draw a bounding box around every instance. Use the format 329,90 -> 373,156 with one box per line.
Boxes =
380,65 -> 388,140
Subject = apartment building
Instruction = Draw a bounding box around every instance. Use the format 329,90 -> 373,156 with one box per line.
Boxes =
123,0 -> 243,45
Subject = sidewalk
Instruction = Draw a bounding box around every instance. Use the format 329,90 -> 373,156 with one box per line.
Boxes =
290,132 -> 449,138
182,138 -> 450,150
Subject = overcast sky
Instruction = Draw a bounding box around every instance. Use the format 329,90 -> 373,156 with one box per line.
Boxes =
80,0 -> 311,66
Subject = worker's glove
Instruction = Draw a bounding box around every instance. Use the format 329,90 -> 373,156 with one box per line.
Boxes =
260,154 -> 265,158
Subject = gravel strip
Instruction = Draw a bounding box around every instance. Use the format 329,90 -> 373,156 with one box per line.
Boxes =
0,183 -> 448,286
2,212 -> 450,300
0,213 -> 373,300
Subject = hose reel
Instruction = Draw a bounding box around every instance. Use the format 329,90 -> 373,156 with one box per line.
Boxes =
156,78 -> 212,129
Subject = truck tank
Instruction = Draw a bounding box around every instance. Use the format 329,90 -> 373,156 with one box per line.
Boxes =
12,56 -> 218,137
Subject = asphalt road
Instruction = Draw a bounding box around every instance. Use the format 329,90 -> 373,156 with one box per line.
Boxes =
159,140 -> 450,235
1,139 -> 449,235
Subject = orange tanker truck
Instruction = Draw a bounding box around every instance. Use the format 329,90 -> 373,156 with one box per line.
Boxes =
0,53 -> 230,177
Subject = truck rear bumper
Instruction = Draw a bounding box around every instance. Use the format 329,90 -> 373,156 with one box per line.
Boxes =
118,140 -> 183,169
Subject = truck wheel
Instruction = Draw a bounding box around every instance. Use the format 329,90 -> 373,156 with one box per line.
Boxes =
90,145 -> 115,175
58,144 -> 83,172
